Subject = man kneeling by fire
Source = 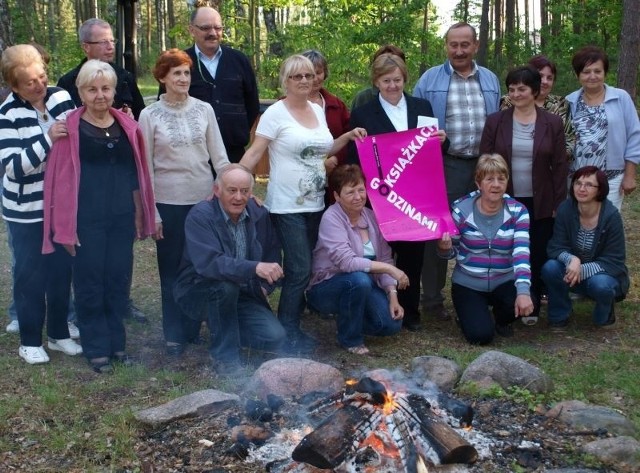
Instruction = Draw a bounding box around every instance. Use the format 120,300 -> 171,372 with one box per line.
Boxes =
173,164 -> 286,375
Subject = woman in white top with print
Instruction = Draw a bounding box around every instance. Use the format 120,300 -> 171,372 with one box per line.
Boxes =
240,54 -> 366,354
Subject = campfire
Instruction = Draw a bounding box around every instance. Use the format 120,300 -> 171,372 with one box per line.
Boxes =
283,376 -> 479,472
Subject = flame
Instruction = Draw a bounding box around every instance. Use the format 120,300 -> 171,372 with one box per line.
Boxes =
345,378 -> 357,386
360,427 -> 401,460
417,455 -> 429,473
382,390 -> 397,415
463,425 -> 473,432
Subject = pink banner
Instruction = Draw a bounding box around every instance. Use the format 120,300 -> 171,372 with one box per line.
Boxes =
356,126 -> 458,241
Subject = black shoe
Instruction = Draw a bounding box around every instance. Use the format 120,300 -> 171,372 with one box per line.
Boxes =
549,319 -> 569,332
495,323 -> 514,338
124,301 -> 148,323
403,322 -> 422,332
280,331 -> 316,354
166,343 -> 185,356
598,305 -> 616,329
424,304 -> 451,321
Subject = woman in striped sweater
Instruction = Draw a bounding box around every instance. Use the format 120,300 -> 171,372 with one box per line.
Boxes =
0,44 -> 81,364
437,153 -> 535,344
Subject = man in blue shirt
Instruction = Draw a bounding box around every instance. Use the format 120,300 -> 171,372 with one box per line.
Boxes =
413,22 -> 501,324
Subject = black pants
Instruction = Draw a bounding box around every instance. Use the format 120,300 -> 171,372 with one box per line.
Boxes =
390,240 -> 426,326
156,203 -> 201,344
74,215 -> 134,359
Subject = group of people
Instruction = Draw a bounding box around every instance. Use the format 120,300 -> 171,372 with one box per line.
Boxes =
1,10 -> 636,374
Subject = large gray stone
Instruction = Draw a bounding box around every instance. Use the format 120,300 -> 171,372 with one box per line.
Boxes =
134,389 -> 240,428
410,355 -> 462,392
460,350 -> 553,394
547,401 -> 637,437
581,436 -> 640,473
244,357 -> 344,401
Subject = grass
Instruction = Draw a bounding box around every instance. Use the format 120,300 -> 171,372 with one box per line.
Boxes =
0,184 -> 639,470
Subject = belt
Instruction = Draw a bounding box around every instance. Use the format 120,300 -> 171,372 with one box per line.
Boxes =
446,153 -> 479,160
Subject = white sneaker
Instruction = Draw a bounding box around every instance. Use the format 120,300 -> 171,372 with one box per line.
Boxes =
67,322 -> 80,339
19,345 -> 50,364
48,338 -> 83,356
6,319 -> 19,333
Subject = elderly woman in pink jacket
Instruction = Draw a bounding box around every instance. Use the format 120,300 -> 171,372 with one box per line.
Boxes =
43,60 -> 155,373
305,165 -> 408,355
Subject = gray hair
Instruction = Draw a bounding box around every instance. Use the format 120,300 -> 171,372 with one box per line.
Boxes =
76,59 -> 117,90
1,45 -> 45,89
214,164 -> 255,189
79,18 -> 112,43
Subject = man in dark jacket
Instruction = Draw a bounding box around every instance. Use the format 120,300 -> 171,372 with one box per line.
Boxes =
184,6 -> 259,163
57,18 -> 145,120
174,165 -> 285,375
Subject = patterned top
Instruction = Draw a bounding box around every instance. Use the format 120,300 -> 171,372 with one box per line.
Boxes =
500,93 -> 575,161
572,94 -> 612,175
138,95 -> 230,223
558,227 -> 604,280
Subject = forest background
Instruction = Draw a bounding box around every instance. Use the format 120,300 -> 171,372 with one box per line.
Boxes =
0,0 -> 639,105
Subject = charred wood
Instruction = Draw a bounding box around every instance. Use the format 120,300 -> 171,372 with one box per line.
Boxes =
406,394 -> 478,464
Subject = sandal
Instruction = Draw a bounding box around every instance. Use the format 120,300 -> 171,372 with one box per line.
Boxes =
111,352 -> 135,366
346,345 -> 370,355
89,357 -> 113,374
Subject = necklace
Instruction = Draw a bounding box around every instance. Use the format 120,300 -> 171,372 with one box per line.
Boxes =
36,107 -> 49,121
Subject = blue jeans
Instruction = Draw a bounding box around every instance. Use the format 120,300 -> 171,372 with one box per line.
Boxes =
7,221 -> 72,346
306,272 -> 402,348
271,212 -> 322,335
451,281 -> 517,345
156,204 -> 201,345
541,259 -> 622,325
175,280 -> 285,363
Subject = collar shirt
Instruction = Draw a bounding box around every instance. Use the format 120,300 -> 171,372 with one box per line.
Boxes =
218,200 -> 249,259
445,64 -> 485,157
195,44 -> 223,79
379,94 -> 408,131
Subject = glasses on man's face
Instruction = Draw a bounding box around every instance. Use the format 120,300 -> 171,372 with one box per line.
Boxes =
289,73 -> 315,82
193,24 -> 224,33
573,181 -> 599,190
85,39 -> 117,46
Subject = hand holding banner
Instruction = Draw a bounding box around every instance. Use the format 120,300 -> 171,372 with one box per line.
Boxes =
355,126 -> 458,242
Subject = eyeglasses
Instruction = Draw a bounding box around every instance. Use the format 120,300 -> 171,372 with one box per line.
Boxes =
573,181 -> 599,189
192,24 -> 224,33
85,39 -> 117,46
289,73 -> 315,82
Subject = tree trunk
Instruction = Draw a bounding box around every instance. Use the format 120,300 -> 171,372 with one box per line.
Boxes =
263,7 -> 282,57
0,0 -> 14,51
167,0 -> 176,48
540,0 -> 547,48
505,0 -> 515,67
617,0 -> 640,102
477,0 -> 490,67
145,0 -> 151,56
419,0 -> 430,75
493,0 -> 502,66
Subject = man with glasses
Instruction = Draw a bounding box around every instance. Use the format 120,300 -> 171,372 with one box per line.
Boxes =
58,18 -> 145,120
184,6 -> 259,163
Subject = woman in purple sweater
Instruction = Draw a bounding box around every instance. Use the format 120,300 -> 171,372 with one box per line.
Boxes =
306,165 -> 408,355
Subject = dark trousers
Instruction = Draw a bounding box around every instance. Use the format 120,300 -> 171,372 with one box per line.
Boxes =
73,215 -> 134,359
226,145 -> 246,164
422,154 -> 478,308
156,204 -> 201,344
8,221 -> 72,347
515,196 -> 554,312
390,240 -> 426,326
175,280 -> 286,363
452,281 -> 517,345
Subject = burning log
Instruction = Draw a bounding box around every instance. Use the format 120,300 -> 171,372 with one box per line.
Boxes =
404,394 -> 478,464
291,404 -> 377,469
